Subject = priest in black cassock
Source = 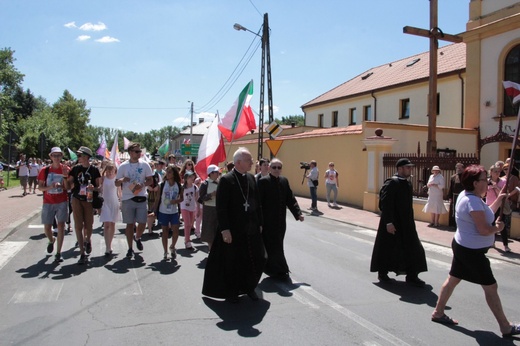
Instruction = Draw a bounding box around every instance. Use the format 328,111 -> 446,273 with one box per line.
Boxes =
202,147 -> 265,302
258,158 -> 304,280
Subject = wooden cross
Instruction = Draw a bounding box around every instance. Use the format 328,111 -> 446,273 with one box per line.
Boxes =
403,0 -> 462,155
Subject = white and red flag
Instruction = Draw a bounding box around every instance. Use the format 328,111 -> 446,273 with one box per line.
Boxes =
109,133 -> 121,167
503,81 -> 520,105
218,80 -> 256,142
195,115 -> 226,180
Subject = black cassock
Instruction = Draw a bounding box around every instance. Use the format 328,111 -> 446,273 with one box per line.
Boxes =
258,174 -> 302,278
370,175 -> 427,276
202,169 -> 265,299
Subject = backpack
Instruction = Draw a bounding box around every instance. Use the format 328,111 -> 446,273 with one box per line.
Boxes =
378,176 -> 399,211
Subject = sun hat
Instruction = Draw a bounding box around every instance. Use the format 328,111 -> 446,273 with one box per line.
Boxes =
50,147 -> 62,154
76,146 -> 93,157
432,166 -> 441,171
207,164 -> 220,175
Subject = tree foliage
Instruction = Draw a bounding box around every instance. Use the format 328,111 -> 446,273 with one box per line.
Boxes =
277,115 -> 304,126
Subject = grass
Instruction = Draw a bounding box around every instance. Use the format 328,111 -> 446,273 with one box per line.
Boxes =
0,171 -> 20,189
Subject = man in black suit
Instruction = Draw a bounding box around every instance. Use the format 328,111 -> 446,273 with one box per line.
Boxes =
202,147 -> 265,302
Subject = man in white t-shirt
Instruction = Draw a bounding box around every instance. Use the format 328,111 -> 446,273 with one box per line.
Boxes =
16,154 -> 29,196
115,142 -> 154,258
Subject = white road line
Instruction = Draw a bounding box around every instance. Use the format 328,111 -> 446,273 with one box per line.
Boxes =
28,224 -> 44,229
9,282 -> 64,304
281,279 -> 411,346
0,241 -> 28,271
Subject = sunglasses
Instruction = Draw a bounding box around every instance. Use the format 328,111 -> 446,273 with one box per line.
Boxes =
77,153 -> 84,157
51,154 -> 63,158
132,150 -> 142,153
271,166 -> 282,170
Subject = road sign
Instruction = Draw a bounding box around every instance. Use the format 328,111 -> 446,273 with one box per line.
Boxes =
266,121 -> 283,139
266,139 -> 283,156
181,144 -> 200,156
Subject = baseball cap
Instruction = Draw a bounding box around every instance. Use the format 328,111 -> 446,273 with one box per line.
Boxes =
184,170 -> 195,178
396,158 -> 414,168
207,164 -> 219,175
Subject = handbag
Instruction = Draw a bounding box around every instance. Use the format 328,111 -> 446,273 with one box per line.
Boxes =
312,179 -> 319,187
92,195 -> 104,209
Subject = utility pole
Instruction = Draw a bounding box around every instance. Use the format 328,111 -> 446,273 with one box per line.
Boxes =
403,0 -> 462,155
190,101 -> 194,145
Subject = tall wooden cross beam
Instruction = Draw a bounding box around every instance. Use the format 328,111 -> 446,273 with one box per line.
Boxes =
403,0 -> 462,155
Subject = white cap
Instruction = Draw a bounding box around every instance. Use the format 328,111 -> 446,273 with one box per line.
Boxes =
432,165 -> 441,171
207,164 -> 219,175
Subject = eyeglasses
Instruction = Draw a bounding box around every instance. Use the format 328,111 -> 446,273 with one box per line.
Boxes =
271,166 -> 282,170
77,153 -> 84,157
51,154 -> 63,158
187,163 -> 193,166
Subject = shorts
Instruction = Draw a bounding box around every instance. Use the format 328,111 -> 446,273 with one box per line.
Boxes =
72,197 -> 94,229
449,239 -> 496,285
157,211 -> 180,226
19,176 -> 28,187
121,199 -> 148,224
42,202 -> 68,224
28,176 -> 37,187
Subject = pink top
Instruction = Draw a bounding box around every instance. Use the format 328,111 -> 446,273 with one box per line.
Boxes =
486,178 -> 505,206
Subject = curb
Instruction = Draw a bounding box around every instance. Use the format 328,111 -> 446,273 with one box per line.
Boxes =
0,208 -> 42,243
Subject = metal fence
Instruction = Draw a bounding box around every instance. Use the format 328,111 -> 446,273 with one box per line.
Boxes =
382,153 -> 480,199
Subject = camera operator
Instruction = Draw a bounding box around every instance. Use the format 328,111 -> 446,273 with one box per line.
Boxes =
306,160 -> 319,210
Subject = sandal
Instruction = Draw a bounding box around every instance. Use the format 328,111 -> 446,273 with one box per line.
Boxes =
503,324 -> 520,337
431,314 -> 458,325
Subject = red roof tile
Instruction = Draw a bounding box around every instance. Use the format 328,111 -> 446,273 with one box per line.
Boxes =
302,42 -> 466,108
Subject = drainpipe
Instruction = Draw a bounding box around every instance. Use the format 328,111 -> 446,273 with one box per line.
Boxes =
458,72 -> 464,128
371,91 -> 377,121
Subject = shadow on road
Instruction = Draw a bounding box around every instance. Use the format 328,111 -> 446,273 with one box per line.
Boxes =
258,276 -> 310,297
202,296 -> 270,337
373,280 -> 439,307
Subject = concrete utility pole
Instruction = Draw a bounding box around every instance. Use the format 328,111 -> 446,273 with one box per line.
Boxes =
403,0 -> 462,155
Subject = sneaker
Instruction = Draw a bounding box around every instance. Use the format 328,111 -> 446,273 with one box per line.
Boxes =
185,242 -> 194,250
104,250 -> 113,258
171,249 -> 177,260
134,236 -> 143,251
126,249 -> 134,258
77,254 -> 87,265
85,241 -> 92,254
54,253 -> 63,263
52,229 -> 58,237
47,238 -> 55,254
328,203 -> 332,208
163,253 -> 168,260
333,203 -> 339,207
505,246 -> 511,253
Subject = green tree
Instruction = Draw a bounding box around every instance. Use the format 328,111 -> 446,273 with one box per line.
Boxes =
0,48 -> 25,151
277,115 -> 304,126
52,90 -> 92,150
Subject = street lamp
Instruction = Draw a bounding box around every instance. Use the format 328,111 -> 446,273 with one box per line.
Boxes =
234,13 -> 274,159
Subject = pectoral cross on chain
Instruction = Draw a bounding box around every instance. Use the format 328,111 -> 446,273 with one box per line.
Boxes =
243,201 -> 250,211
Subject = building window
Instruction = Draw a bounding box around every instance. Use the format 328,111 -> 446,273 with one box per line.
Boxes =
332,111 -> 338,127
400,99 -> 410,119
364,105 -> 372,121
349,108 -> 357,125
318,114 -> 323,128
504,44 -> 520,116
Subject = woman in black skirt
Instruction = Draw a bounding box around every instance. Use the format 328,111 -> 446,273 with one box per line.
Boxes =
431,165 -> 520,337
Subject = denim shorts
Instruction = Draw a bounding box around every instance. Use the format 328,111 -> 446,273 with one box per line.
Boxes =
157,211 -> 180,226
42,201 -> 68,224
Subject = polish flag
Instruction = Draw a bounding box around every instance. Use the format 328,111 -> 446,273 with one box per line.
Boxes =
195,115 -> 226,180
503,81 -> 520,105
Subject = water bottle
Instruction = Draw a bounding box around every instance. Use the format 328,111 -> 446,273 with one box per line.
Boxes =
86,180 -> 94,202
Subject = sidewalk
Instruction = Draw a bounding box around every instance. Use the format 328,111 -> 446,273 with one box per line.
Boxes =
1,185 -> 519,265
0,186 -> 43,242
295,196 -> 520,266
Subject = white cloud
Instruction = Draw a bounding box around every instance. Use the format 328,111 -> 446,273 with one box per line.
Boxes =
76,35 -> 91,41
263,104 -> 280,115
79,22 -> 107,31
64,21 -> 77,29
173,117 -> 190,126
95,36 -> 120,43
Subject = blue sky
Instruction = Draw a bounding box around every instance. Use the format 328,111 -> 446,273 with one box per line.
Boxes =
0,0 -> 468,133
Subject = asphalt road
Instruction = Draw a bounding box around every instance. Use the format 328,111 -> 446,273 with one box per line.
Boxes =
0,215 -> 519,345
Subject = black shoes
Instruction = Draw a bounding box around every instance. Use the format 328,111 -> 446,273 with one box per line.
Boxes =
378,272 -> 393,283
54,253 -> 63,263
134,237 -> 143,251
126,249 -> 134,258
85,242 -> 92,254
77,254 -> 87,265
406,276 -> 426,288
226,296 -> 239,303
47,238 -> 55,254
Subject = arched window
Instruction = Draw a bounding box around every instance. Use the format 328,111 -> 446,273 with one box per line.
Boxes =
504,44 -> 520,116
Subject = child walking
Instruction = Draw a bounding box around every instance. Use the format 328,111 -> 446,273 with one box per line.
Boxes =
180,171 -> 199,250
99,162 -> 121,256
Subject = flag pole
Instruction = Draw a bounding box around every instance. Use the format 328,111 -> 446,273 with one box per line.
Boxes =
500,103 -> 520,221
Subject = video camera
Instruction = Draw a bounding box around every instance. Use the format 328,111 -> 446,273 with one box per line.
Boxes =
300,162 -> 311,170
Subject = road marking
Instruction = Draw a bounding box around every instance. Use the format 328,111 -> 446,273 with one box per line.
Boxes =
9,282 -> 64,304
28,224 -> 44,229
0,241 -> 28,271
278,278 -> 411,346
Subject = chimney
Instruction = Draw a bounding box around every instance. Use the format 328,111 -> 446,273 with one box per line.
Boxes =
291,122 -> 296,128
199,118 -> 204,124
